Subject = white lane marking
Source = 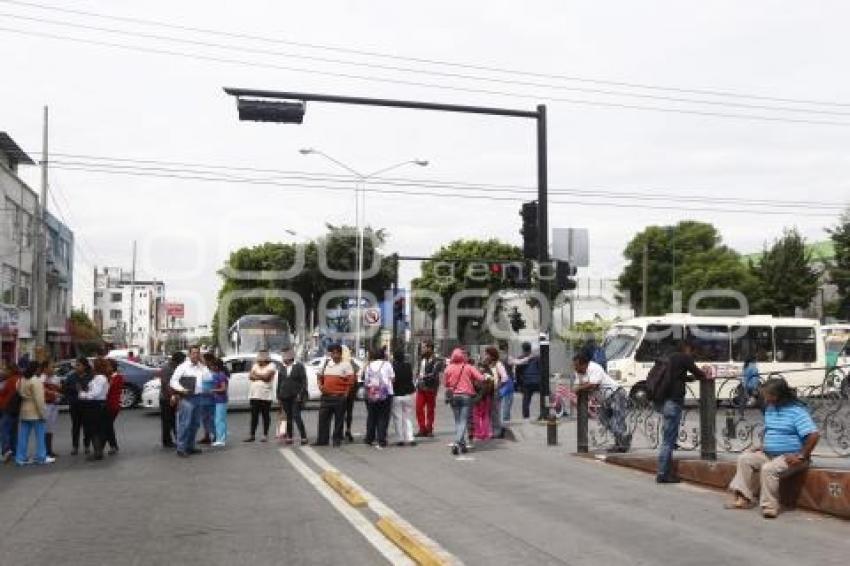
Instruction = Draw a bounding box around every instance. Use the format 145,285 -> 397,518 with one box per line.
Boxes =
279,449 -> 414,566
300,446 -> 462,566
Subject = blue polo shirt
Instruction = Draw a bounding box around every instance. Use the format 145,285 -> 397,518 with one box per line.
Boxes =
763,403 -> 817,456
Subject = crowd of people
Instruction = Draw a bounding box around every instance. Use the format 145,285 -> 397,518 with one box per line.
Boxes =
0,355 -> 125,465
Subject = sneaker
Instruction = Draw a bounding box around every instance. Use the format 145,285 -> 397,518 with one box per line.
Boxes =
212,441 -> 225,447
374,444 -> 384,451
656,476 -> 681,484
41,456 -> 56,465
301,438 -> 309,446
395,442 -> 406,447
284,438 -> 293,445
345,431 -> 354,443
108,448 -> 119,456
2,450 -> 12,463
177,451 -> 190,458
260,436 -> 268,443
460,444 -> 469,454
243,437 -> 256,443
451,445 -> 460,456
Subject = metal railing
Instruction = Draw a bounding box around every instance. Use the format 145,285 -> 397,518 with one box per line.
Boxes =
577,365 -> 850,459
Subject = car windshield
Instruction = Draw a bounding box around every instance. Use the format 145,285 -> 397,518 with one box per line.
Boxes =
603,327 -> 641,361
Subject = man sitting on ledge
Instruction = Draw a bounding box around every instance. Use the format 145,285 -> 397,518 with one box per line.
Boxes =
725,377 -> 819,519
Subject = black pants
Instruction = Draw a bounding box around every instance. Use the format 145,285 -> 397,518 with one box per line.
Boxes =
522,384 -> 541,419
160,398 -> 176,446
344,393 -> 355,434
70,403 -> 90,450
81,401 -> 107,457
280,397 -> 307,440
249,399 -> 272,438
316,395 -> 347,445
105,410 -> 119,450
364,398 -> 392,446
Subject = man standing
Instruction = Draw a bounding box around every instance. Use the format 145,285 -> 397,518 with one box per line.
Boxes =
414,341 -> 443,438
573,353 -> 630,453
169,346 -> 210,458
315,344 -> 356,447
656,341 -> 706,483
514,342 -> 543,421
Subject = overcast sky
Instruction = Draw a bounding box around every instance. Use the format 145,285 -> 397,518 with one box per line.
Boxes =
3,0 -> 850,325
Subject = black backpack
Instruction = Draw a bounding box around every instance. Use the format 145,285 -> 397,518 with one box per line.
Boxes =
644,357 -> 671,404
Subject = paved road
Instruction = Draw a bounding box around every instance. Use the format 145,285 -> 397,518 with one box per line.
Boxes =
0,404 -> 846,566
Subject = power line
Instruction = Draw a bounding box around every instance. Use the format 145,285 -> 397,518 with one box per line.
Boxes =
42,153 -> 846,211
2,26 -> 849,128
3,10 -> 850,119
46,162 -> 841,218
4,0 -> 850,110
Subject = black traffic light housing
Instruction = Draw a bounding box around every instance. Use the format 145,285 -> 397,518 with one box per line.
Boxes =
555,260 -> 578,291
520,201 -> 538,259
237,98 -> 305,123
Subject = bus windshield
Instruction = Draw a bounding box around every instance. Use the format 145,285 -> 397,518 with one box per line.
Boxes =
230,315 -> 291,354
603,327 -> 641,361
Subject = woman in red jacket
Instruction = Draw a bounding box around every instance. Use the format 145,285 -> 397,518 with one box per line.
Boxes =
105,359 -> 124,455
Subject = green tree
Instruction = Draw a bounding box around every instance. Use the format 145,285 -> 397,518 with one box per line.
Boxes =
412,239 -> 522,344
828,209 -> 850,319
618,221 -> 759,316
69,308 -> 104,356
212,224 -> 397,347
751,228 -> 819,316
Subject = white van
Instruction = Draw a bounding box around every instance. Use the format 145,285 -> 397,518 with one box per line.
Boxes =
603,314 -> 825,402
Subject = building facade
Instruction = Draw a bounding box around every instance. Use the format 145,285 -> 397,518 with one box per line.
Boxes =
0,132 -> 75,364
92,267 -> 164,355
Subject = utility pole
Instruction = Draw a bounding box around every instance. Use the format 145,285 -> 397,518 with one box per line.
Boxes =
128,241 -> 137,350
15,182 -> 24,360
35,106 -> 49,353
642,243 -> 649,316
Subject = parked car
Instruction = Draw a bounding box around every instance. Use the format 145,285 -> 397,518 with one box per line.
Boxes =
142,353 -> 324,412
55,358 -> 157,409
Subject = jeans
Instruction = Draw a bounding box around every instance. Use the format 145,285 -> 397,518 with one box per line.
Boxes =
365,398 -> 392,445
1,411 -> 18,455
249,399 -> 272,438
600,389 -> 629,449
500,391 -> 514,425
522,383 -> 541,419
415,390 -> 437,434
657,400 -> 683,480
391,394 -> 415,443
176,395 -> 201,454
450,394 -> 473,447
200,396 -> 215,439
16,419 -> 47,464
214,402 -> 228,444
316,395 -> 347,445
280,397 -> 306,440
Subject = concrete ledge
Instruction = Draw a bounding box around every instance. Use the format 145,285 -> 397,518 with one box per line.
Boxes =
321,470 -> 368,508
598,453 -> 850,520
375,516 -> 447,566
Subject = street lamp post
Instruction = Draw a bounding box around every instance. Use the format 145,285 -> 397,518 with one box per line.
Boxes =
299,148 -> 427,357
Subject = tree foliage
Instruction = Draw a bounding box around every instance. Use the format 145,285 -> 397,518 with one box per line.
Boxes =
212,225 -> 398,343
618,221 -> 758,316
828,210 -> 850,320
750,228 -> 819,316
69,308 -> 104,356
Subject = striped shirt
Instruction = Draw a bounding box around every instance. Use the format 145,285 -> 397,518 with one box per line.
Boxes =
763,403 -> 817,456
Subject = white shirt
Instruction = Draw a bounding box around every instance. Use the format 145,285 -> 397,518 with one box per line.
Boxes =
249,363 -> 277,401
364,360 -> 395,396
170,360 -> 210,395
577,361 -> 620,398
79,374 -> 109,401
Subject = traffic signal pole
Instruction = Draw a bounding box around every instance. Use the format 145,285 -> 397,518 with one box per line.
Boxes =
225,88 -> 553,445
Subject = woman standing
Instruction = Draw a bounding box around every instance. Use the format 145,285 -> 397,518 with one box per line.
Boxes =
363,348 -> 395,449
443,348 -> 484,456
15,363 -> 54,466
276,350 -> 308,446
64,358 -> 92,455
245,350 -> 276,443
105,359 -> 124,455
484,346 -> 511,439
208,357 -> 229,447
79,357 -> 110,461
38,360 -> 61,458
472,349 -> 498,443
199,354 -> 218,444
391,349 -> 416,447
0,363 -> 22,462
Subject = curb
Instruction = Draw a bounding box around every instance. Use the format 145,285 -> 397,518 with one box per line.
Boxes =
321,470 -> 368,508
376,516 -> 448,566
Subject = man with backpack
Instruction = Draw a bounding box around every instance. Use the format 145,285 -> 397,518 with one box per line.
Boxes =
649,341 -> 707,483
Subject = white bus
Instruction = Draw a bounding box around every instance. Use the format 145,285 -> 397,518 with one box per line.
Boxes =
603,314 -> 825,402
